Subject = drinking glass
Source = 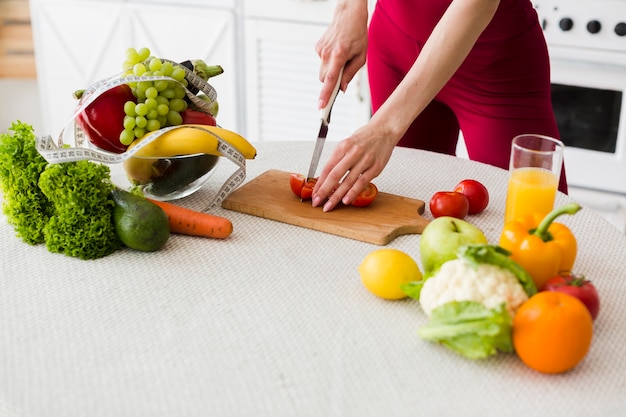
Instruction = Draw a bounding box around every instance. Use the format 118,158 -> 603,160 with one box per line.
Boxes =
504,134 -> 564,224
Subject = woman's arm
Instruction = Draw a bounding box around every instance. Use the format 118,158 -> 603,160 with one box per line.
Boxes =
313,0 -> 501,211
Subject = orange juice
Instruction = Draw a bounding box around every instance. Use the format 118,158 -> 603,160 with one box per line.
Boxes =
504,167 -> 558,224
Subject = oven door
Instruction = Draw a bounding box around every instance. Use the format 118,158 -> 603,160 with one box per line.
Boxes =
550,58 -> 626,195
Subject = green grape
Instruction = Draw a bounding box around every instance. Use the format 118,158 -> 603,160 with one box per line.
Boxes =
161,61 -> 174,76
174,86 -> 187,99
148,58 -> 162,72
169,98 -> 186,113
145,86 -> 158,100
135,115 -> 148,128
154,79 -> 169,92
156,103 -> 169,116
124,101 -> 137,117
126,48 -> 141,65
123,116 -> 136,130
120,129 -> 136,145
147,109 -> 159,120
135,103 -> 148,117
133,63 -> 147,76
157,115 -> 167,126
146,119 -> 161,132
171,67 -> 186,82
161,88 -> 175,99
133,127 -> 146,138
144,98 -> 157,111
166,110 -> 183,126
138,47 -> 151,62
155,96 -> 169,106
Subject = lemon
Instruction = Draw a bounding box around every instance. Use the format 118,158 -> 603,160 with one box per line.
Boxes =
358,248 -> 422,300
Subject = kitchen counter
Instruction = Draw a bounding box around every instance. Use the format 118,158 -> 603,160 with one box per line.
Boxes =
2,141 -> 626,416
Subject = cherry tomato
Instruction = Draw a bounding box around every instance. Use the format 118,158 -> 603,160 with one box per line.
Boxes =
454,179 -> 489,214
289,173 -> 378,206
429,191 -> 469,219
351,183 -> 379,207
541,273 -> 600,320
289,173 -> 316,200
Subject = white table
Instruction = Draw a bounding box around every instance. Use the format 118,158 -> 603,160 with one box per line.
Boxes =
2,141 -> 626,417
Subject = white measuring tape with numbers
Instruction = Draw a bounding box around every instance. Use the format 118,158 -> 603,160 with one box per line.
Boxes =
35,60 -> 247,211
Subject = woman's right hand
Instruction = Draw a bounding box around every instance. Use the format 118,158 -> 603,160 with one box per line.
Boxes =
315,0 -> 369,108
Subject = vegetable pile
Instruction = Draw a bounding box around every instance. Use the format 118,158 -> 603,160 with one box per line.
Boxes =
0,121 -> 121,259
358,203 -> 601,374
0,121 -> 234,260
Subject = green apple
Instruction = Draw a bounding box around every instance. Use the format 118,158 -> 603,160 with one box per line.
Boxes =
419,216 -> 488,277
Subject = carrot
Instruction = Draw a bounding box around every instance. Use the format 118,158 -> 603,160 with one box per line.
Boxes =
147,198 -> 233,239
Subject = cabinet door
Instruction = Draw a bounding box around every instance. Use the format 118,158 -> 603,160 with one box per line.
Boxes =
30,0 -> 239,137
244,19 -> 370,143
30,0 -> 127,136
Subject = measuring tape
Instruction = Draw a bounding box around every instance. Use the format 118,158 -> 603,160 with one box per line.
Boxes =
35,60 -> 246,212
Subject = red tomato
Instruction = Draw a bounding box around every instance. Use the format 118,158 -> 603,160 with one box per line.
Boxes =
429,191 -> 469,219
351,183 -> 379,207
289,173 -> 316,200
541,273 -> 600,320
454,179 -> 489,214
289,173 -> 378,206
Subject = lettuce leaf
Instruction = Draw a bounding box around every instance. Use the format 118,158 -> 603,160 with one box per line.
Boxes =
418,301 -> 513,359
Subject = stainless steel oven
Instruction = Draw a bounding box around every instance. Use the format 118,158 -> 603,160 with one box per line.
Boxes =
533,0 -> 626,233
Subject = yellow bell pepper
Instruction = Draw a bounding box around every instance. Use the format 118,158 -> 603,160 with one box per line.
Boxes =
499,203 -> 581,289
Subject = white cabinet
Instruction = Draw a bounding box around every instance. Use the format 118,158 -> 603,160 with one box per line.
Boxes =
30,0 -> 373,143
243,18 -> 370,142
242,0 -> 372,142
29,0 -> 240,137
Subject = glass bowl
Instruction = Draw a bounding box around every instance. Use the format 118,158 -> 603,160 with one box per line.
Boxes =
122,153 -> 220,201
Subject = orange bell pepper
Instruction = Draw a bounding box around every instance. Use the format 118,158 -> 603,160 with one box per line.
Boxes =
499,203 -> 581,289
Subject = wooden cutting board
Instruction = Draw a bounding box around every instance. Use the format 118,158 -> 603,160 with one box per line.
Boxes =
221,169 -> 430,245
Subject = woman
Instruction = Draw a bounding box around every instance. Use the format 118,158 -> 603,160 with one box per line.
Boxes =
312,0 -> 566,212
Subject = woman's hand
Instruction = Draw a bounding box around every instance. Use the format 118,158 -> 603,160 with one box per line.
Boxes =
315,0 -> 369,108
311,122 -> 396,212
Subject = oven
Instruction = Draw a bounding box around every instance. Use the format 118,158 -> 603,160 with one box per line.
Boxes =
533,0 -> 626,233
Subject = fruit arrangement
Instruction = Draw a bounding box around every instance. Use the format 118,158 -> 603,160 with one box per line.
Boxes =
73,47 -> 256,199
358,181 -> 600,375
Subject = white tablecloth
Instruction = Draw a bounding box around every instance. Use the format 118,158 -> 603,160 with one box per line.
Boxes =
2,141 -> 626,417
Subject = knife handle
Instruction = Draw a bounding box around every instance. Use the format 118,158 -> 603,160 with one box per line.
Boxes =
320,67 -> 344,125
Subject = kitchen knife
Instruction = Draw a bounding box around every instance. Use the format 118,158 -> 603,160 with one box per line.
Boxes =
305,68 -> 344,182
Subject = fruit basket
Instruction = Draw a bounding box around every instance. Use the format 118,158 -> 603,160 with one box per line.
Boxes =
34,47 -> 255,209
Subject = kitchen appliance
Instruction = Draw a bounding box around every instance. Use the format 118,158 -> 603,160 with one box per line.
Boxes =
532,0 -> 626,233
221,169 -> 429,245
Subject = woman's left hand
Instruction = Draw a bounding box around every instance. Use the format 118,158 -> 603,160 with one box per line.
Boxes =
311,123 -> 396,212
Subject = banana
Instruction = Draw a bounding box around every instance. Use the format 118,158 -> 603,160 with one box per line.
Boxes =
126,124 -> 256,160
207,125 -> 257,160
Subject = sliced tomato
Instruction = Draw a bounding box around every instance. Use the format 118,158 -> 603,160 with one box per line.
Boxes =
351,183 -> 379,207
289,173 -> 317,200
289,173 -> 378,207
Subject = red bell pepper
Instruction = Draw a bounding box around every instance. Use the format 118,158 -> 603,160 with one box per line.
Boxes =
180,108 -> 216,126
75,84 -> 136,154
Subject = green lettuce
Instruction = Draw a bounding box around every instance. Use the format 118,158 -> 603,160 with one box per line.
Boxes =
418,301 -> 513,360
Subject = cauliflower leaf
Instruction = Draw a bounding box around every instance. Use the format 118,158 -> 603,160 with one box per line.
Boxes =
418,301 -> 513,359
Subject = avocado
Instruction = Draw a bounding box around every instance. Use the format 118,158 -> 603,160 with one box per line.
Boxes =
111,188 -> 170,252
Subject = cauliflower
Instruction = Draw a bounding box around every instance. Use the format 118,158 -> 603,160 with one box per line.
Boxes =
406,244 -> 537,360
419,258 -> 529,318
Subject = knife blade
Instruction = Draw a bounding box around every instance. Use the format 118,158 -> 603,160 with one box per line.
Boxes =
305,68 -> 344,182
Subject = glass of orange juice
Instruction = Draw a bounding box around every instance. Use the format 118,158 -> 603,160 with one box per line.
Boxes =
504,134 -> 564,224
